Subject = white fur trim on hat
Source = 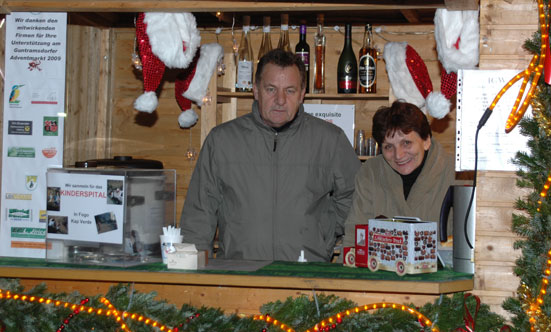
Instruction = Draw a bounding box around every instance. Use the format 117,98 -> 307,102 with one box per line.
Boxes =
144,12 -> 201,69
183,43 -> 224,106
434,9 -> 479,73
383,42 -> 426,109
426,91 -> 451,119
178,108 -> 198,128
133,91 -> 158,113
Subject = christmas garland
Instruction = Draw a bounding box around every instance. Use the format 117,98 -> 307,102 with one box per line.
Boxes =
0,278 -> 508,332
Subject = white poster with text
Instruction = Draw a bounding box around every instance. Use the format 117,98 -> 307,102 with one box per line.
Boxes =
0,12 -> 67,258
456,69 -> 530,171
304,104 -> 355,146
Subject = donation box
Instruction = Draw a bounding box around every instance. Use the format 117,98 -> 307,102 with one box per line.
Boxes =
45,165 -> 176,267
358,218 -> 438,275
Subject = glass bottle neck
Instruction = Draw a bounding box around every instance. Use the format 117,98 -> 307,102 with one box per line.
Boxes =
299,25 -> 307,41
363,26 -> 372,47
343,25 -> 352,47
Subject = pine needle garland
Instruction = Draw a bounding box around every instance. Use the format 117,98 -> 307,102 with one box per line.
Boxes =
0,280 -> 509,331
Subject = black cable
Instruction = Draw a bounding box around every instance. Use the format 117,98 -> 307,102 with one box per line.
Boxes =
462,130 -> 478,250
462,107 -> 493,250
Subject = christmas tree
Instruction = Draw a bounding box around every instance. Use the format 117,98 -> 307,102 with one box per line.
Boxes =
498,1 -> 551,330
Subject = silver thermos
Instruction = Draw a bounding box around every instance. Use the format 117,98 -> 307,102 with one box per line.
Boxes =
439,185 -> 476,273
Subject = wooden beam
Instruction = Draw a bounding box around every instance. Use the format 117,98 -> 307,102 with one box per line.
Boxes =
400,9 -> 421,24
0,1 -> 446,14
445,0 -> 479,10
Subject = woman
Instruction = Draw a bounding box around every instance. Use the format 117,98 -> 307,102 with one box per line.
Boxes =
343,101 -> 455,247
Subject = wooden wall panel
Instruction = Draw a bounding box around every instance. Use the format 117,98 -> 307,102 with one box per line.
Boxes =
64,25 -> 113,166
479,27 -> 534,57
480,0 -> 538,26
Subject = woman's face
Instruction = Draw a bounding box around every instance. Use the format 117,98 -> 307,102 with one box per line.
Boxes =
381,130 -> 431,175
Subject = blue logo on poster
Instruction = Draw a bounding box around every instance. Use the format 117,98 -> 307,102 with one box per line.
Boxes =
9,84 -> 24,105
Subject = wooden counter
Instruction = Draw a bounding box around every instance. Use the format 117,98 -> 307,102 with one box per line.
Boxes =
0,259 -> 473,315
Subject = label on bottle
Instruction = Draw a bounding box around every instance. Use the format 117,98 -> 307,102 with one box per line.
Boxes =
236,60 -> 253,90
296,51 -> 310,70
359,54 -> 376,88
339,77 -> 356,90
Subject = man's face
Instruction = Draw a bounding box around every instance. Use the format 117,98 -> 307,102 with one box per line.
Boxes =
381,130 -> 431,175
253,63 -> 306,128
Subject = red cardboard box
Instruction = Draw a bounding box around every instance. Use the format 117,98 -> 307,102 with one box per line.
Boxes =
354,224 -> 369,267
342,246 -> 355,267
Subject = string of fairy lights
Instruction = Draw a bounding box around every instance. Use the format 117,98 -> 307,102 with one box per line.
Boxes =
519,248 -> 551,331
0,289 -> 173,332
254,302 -> 438,332
0,287 -> 441,332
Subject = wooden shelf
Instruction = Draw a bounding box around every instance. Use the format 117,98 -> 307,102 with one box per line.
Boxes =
216,91 -> 389,103
0,261 -> 473,315
0,264 -> 473,295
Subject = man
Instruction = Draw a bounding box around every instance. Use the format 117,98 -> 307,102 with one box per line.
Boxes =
344,101 -> 455,247
181,49 -> 360,262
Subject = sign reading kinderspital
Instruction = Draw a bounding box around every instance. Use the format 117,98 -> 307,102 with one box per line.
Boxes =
46,171 -> 125,244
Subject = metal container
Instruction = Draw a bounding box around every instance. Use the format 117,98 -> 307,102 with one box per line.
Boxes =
439,185 -> 476,273
45,156 -> 176,267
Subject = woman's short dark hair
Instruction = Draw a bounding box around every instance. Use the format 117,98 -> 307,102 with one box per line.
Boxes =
372,100 -> 432,146
255,49 -> 306,89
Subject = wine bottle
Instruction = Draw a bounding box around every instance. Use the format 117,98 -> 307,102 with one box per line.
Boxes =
358,23 -> 377,93
337,23 -> 357,94
257,16 -> 273,62
277,13 -> 291,52
295,21 -> 310,92
312,14 -> 326,94
236,15 -> 254,92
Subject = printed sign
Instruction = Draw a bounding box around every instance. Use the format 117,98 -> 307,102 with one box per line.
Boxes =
46,171 -> 125,244
303,104 -> 355,146
8,120 -> 32,135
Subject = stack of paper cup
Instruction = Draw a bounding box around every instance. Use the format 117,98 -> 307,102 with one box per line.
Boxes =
160,226 -> 183,264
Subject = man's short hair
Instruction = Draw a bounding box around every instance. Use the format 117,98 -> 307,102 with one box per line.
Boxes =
255,49 -> 306,89
372,100 -> 432,146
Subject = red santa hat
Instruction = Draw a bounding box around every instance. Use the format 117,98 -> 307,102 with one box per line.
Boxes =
175,43 -> 223,128
133,12 -> 202,123
383,42 -> 451,119
434,8 -> 479,103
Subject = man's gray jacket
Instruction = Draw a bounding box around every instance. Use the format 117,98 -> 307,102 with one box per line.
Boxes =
180,101 -> 360,262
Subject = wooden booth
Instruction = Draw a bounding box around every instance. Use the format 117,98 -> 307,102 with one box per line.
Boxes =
0,0 -> 534,319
